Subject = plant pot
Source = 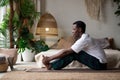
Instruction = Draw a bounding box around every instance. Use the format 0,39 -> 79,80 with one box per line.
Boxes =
22,48 -> 35,62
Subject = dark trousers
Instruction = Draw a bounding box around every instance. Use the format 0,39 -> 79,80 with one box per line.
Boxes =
50,51 -> 107,70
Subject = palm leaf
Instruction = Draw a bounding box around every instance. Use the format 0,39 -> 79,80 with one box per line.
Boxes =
0,0 -> 9,7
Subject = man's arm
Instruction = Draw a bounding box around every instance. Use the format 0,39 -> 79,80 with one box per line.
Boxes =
48,48 -> 74,61
42,48 -> 75,67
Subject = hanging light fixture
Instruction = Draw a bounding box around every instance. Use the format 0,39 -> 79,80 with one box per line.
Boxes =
36,13 -> 58,36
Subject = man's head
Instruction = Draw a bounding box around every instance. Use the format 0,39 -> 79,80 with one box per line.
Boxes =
72,21 -> 86,39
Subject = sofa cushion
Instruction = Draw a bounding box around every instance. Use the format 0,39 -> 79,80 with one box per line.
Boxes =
51,36 -> 114,50
51,36 -> 75,49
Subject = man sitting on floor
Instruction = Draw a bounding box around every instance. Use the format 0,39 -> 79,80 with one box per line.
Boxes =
42,20 -> 107,70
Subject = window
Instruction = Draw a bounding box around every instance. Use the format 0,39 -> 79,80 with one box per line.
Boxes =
0,7 -> 9,48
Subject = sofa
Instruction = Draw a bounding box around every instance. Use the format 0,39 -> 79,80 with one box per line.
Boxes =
35,36 -> 120,69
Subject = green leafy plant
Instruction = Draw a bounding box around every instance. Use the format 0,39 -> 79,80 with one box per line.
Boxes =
113,0 -> 120,25
16,0 -> 48,54
0,0 -> 49,54
17,27 -> 49,54
31,40 -> 49,54
0,0 -> 20,48
0,11 -> 9,37
17,27 -> 34,53
0,0 -> 9,7
0,10 -> 19,48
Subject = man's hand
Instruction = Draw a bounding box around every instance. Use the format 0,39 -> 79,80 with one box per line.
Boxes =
42,55 -> 51,70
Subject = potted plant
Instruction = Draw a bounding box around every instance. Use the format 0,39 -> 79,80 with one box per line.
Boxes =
0,0 -> 39,48
17,27 -> 49,62
16,0 -> 49,61
0,0 -> 49,62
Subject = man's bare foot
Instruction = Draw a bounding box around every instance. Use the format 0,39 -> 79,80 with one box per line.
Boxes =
42,55 -> 51,70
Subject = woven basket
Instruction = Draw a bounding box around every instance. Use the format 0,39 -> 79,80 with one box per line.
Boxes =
36,13 -> 58,36
0,63 -> 8,72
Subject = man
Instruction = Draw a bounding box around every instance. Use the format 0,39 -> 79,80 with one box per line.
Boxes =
42,21 -> 107,70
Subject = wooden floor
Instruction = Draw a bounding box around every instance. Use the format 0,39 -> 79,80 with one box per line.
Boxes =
0,62 -> 120,80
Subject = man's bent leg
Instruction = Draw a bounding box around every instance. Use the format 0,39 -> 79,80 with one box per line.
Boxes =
73,51 -> 107,70
50,54 -> 75,70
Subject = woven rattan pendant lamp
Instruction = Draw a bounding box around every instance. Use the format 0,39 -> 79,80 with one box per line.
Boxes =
36,13 -> 58,36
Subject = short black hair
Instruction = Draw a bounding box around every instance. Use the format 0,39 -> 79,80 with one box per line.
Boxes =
73,21 -> 86,33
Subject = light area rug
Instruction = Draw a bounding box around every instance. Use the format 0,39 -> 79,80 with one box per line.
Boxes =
1,68 -> 120,80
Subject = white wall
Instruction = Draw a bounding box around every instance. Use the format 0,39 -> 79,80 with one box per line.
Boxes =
45,0 -> 120,48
